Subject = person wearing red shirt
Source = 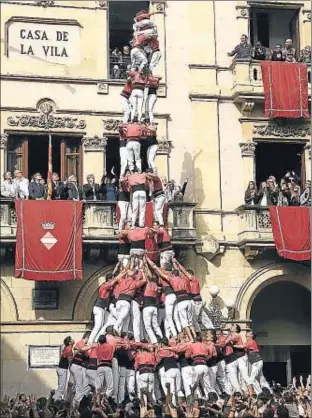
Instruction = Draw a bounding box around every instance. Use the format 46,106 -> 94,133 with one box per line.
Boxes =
149,221 -> 174,264
142,276 -> 163,344
145,173 -> 166,227
88,274 -> 119,344
134,345 -> 156,399
120,76 -> 133,123
169,336 -> 193,399
176,264 -> 214,333
117,177 -> 132,232
128,70 -> 147,123
96,334 -> 118,399
113,269 -> 147,335
149,37 -> 162,75
144,125 -> 158,173
120,226 -> 153,259
245,330 -> 270,394
119,125 -> 129,178
205,331 -> 219,396
225,324 -> 253,395
144,75 -> 162,123
119,122 -> 145,173
53,336 -> 74,401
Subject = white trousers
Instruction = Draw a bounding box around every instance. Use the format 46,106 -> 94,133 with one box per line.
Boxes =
130,89 -> 144,122
97,366 -> 114,397
147,144 -> 158,173
126,140 -> 141,172
137,372 -> 155,397
177,300 -> 193,328
131,190 -> 146,227
164,293 -> 178,338
114,300 -> 131,334
118,367 -> 136,402
181,366 -> 193,398
226,355 -> 251,393
153,193 -> 166,226
98,303 -> 117,335
192,301 -> 214,332
207,365 -> 219,395
54,367 -> 68,400
120,146 -> 129,178
143,306 -> 163,344
193,364 -> 214,398
160,250 -> 175,268
88,306 -> 105,344
250,360 -> 270,394
131,300 -> 142,342
118,200 -> 132,230
216,360 -> 231,395
130,47 -> 148,71
164,368 -> 182,406
70,364 -> 87,404
118,254 -> 130,270
147,94 -> 157,123
149,50 -> 162,74
112,358 -> 119,400
120,95 -> 131,123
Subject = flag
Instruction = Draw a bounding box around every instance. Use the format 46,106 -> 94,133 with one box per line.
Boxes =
15,200 -> 83,281
47,132 -> 53,200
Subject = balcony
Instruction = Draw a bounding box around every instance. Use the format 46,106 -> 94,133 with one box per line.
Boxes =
0,199 -> 197,246
236,205 -> 274,258
231,60 -> 311,106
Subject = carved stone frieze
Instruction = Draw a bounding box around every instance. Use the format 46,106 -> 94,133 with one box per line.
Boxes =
253,124 -> 310,138
37,98 -> 56,115
241,101 -> 255,116
196,235 -> 221,261
239,141 -> 256,158
103,119 -> 122,132
236,5 -> 249,19
34,0 -> 54,6
97,82 -> 109,94
7,115 -> 86,130
157,140 -> 172,155
82,136 -> 107,151
0,133 -> 9,149
304,143 -> 311,160
98,0 -> 108,8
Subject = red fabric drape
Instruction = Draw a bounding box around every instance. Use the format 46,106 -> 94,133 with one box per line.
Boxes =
261,62 -> 309,118
269,206 -> 311,261
116,202 -> 168,262
15,200 -> 83,281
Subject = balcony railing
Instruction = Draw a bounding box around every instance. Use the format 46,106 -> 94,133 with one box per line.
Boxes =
0,199 -> 197,243
231,60 -> 311,98
109,55 -> 131,80
236,205 -> 274,247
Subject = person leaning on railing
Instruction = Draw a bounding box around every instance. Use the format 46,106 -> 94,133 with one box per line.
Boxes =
1,171 -> 17,199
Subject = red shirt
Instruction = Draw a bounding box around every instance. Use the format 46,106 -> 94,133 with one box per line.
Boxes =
97,343 -> 115,363
61,345 -> 73,360
156,227 -> 171,251
147,75 -> 160,89
189,276 -> 201,300
168,275 -> 191,300
152,176 -> 163,193
121,78 -> 133,98
155,347 -> 178,364
144,125 -> 157,137
150,38 -> 160,51
136,11 -> 152,21
206,341 -> 217,358
134,351 -> 156,371
123,227 -> 150,242
143,281 -> 159,298
99,281 -> 115,299
120,123 -> 145,139
127,173 -> 149,189
245,339 -> 259,353
128,70 -> 146,89
114,277 -> 146,299
185,342 -> 208,365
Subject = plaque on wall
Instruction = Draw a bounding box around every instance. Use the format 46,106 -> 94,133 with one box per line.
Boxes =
32,289 -> 59,310
28,345 -> 61,368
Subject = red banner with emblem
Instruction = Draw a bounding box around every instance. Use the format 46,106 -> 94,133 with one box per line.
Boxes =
15,200 -> 83,281
269,206 -> 310,261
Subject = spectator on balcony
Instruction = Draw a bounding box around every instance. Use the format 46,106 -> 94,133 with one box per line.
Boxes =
244,181 -> 258,205
289,185 -> 301,206
299,46 -> 311,63
277,179 -> 289,207
66,175 -> 84,201
112,64 -> 121,79
173,176 -> 190,202
257,181 -> 274,206
270,44 -> 285,62
253,41 -> 266,61
227,34 -> 252,61
29,172 -> 46,200
285,52 -> 296,63
300,181 -> 311,206
83,174 -> 101,201
14,169 -> 29,199
1,171 -> 17,199
283,39 -> 296,61
164,179 -> 176,203
52,172 -> 67,200
101,177 -> 117,201
267,176 -> 279,205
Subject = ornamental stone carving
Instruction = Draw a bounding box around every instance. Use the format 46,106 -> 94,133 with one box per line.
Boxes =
241,101 -> 255,116
305,143 -> 311,160
239,141 -> 256,158
82,136 -> 107,151
97,82 -> 109,95
34,0 -> 54,6
0,133 -> 9,149
157,140 -> 172,155
236,6 -> 249,19
253,124 -> 310,138
103,119 -> 122,132
7,115 -> 86,130
155,3 -> 165,12
37,98 -> 56,115
98,0 -> 108,8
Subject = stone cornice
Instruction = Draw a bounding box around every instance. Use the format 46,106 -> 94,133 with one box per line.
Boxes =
1,0 -> 108,10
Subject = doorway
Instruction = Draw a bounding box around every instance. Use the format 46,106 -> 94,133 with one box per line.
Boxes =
255,142 -> 304,186
28,136 -> 61,180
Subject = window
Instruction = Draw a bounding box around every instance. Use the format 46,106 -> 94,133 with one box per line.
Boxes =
255,142 -> 305,186
7,137 -> 25,173
109,0 -> 149,79
250,7 -> 299,53
62,138 -> 82,183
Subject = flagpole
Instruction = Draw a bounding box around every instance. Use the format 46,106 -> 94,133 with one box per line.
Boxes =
46,112 -> 53,200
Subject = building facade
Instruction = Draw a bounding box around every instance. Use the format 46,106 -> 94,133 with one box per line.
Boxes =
0,0 -> 311,395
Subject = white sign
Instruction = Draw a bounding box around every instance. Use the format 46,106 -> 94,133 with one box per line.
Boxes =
7,20 -> 81,65
29,345 -> 61,368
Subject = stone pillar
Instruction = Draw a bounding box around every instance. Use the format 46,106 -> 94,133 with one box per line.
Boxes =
235,1 -> 249,38
304,143 -> 311,181
155,140 -> 172,179
0,133 -> 8,179
150,1 -> 166,82
239,140 -> 256,188
82,136 -> 107,183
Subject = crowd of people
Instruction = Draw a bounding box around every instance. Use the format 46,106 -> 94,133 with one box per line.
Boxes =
228,35 -> 311,63
244,172 -> 311,207
110,45 -> 132,79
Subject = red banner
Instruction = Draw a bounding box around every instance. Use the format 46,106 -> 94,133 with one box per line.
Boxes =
269,206 -> 311,261
261,62 -> 309,119
116,202 -> 168,262
15,200 -> 83,281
